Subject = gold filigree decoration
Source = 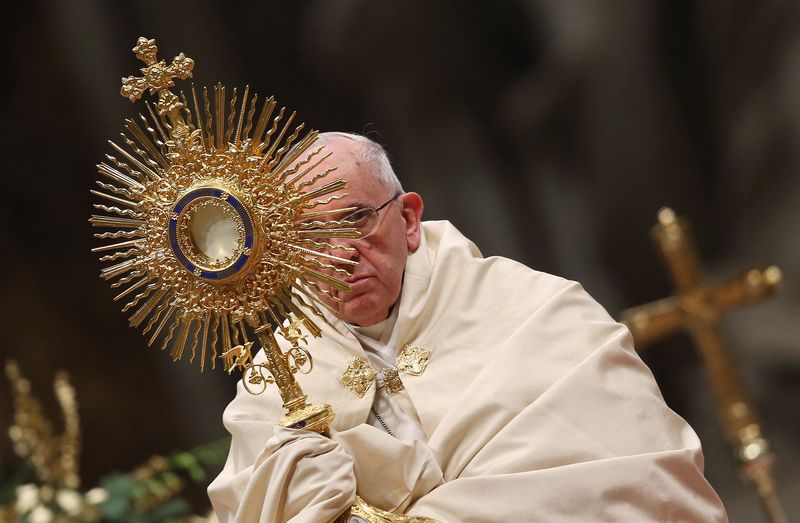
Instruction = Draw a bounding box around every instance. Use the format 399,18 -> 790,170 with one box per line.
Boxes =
395,345 -> 432,376
91,38 -> 359,394
339,358 -> 378,398
381,367 -> 404,395
338,496 -> 436,523
121,37 -> 195,117
339,345 -> 433,397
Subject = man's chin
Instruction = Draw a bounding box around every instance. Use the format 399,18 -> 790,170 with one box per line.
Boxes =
338,296 -> 386,326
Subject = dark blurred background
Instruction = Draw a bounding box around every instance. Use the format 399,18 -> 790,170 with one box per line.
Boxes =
2,1 -> 799,520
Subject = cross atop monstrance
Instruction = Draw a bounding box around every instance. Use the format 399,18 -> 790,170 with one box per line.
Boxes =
120,37 -> 194,119
620,207 -> 786,523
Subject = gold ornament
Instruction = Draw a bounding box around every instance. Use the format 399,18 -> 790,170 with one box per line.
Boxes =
120,37 -> 195,118
92,37 -> 359,430
338,496 -> 436,523
339,358 -> 379,398
395,345 -> 432,376
339,345 -> 432,397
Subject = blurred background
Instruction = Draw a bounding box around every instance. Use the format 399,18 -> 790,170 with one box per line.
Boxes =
3,0 -> 799,520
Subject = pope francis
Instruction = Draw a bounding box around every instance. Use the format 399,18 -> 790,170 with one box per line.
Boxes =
207,132 -> 728,522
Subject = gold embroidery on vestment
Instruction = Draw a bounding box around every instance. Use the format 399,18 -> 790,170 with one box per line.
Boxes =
382,367 -> 404,394
338,345 -> 433,397
339,358 -> 377,398
396,345 -> 432,376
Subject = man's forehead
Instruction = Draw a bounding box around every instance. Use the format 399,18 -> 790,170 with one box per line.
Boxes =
292,137 -> 386,207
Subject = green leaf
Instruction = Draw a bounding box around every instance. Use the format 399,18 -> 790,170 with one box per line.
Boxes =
98,474 -> 136,520
171,453 -> 197,470
186,465 -> 206,483
139,498 -> 190,523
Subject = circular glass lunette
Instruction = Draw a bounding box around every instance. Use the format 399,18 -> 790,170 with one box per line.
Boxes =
169,187 -> 255,280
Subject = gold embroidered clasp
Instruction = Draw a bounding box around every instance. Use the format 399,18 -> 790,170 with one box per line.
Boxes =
338,358 -> 377,398
339,345 -> 433,397
396,345 -> 432,376
381,367 -> 404,394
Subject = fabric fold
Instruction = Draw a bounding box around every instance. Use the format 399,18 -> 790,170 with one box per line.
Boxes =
331,425 -> 444,512
209,427 -> 356,523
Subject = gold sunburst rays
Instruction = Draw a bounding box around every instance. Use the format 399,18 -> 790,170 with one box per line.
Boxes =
91,37 -> 357,398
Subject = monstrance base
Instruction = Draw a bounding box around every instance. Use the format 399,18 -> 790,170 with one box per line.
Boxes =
277,402 -> 334,434
338,495 -> 437,523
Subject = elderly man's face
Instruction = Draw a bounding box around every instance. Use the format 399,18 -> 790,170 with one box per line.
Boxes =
303,137 -> 423,326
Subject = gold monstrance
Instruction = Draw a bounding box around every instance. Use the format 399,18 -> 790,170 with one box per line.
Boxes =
91,38 -> 432,523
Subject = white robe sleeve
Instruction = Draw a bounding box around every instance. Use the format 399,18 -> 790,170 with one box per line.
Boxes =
208,427 -> 356,523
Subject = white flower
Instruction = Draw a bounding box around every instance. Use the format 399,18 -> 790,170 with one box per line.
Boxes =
85,487 -> 108,505
56,489 -> 84,515
15,483 -> 39,513
29,505 -> 53,523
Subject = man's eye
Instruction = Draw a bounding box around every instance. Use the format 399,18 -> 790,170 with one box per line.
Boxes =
344,210 -> 371,226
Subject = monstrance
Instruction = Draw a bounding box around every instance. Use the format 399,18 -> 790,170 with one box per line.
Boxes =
90,38 -> 433,523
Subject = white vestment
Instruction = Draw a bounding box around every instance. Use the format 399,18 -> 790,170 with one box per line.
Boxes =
209,220 -> 728,522
350,303 -> 430,443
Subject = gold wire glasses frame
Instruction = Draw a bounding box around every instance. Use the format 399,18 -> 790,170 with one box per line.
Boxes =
341,193 -> 401,241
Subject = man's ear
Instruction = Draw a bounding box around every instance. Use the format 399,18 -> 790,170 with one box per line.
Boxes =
399,192 -> 424,252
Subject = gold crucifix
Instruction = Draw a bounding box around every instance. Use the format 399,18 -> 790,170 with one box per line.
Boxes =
620,207 -> 786,523
120,37 -> 194,121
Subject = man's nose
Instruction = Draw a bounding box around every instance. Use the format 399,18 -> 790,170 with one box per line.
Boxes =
328,238 -> 359,272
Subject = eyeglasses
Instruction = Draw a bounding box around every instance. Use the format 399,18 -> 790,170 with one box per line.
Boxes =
341,193 -> 401,240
